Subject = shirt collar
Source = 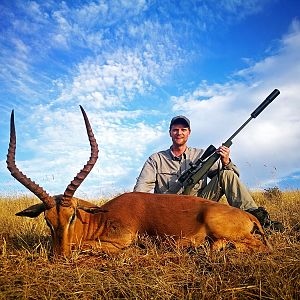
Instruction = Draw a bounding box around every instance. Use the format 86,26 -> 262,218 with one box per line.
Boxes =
169,147 -> 189,161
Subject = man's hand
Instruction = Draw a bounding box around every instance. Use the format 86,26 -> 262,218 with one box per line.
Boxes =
217,145 -> 230,166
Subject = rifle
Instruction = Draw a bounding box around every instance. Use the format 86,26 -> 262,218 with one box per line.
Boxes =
171,89 -> 280,195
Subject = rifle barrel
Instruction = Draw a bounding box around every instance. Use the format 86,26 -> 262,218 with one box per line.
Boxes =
251,89 -> 280,118
225,89 -> 280,144
225,116 -> 252,144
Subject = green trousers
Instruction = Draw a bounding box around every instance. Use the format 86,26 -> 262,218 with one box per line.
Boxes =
198,170 -> 258,211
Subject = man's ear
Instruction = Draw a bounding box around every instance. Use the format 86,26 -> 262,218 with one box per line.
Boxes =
15,203 -> 46,218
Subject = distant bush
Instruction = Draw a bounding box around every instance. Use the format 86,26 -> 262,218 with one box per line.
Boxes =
263,186 -> 282,201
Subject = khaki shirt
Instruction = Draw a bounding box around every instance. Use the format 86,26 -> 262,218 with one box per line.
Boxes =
133,147 -> 239,195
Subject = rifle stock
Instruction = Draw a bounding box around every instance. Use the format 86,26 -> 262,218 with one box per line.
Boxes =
179,89 -> 280,195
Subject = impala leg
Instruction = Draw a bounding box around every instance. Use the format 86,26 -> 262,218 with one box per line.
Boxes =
233,237 -> 271,253
210,239 -> 228,251
79,240 -> 130,253
79,230 -> 135,254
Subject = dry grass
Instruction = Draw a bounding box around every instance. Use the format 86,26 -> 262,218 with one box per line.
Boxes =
0,191 -> 299,299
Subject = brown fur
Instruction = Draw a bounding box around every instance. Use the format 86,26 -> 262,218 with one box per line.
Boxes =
17,192 -> 272,257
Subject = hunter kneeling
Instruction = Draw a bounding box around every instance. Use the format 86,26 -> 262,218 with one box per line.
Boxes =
134,115 -> 284,232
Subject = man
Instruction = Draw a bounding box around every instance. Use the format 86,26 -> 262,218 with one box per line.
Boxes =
134,115 -> 283,231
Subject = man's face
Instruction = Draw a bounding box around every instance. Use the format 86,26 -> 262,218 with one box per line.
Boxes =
169,124 -> 191,147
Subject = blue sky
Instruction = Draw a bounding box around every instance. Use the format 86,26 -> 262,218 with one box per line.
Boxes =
1,0 -> 300,199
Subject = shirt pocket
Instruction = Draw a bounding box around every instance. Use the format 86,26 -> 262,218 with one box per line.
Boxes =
156,170 -> 179,192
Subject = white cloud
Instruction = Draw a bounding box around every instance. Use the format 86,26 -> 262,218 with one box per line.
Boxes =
55,44 -> 182,109
47,0 -> 150,51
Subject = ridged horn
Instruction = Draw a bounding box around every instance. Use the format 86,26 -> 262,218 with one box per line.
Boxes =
63,106 -> 98,199
6,110 -> 56,209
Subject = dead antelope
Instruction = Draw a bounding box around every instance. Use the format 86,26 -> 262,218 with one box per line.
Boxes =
7,107 -> 272,257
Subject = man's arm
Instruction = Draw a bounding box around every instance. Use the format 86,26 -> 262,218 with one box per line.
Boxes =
133,156 -> 157,193
218,145 -> 240,175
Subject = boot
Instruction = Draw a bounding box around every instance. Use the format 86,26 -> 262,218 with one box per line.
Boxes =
246,207 -> 284,232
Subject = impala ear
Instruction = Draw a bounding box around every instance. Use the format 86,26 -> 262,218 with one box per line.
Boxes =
16,203 -> 46,218
78,205 -> 108,214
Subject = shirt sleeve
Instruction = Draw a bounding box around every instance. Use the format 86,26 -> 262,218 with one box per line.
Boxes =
223,160 -> 240,176
133,156 -> 157,193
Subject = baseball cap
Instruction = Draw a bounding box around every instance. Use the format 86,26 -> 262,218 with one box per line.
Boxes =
169,115 -> 190,129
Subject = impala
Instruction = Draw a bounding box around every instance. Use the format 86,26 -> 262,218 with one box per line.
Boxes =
7,107 -> 272,257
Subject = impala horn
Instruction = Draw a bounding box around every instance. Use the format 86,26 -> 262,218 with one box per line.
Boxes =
63,105 -> 99,200
6,110 -> 56,209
